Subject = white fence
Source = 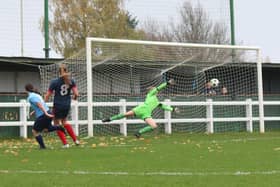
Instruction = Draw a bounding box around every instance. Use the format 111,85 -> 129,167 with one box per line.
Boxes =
1,99 -> 280,138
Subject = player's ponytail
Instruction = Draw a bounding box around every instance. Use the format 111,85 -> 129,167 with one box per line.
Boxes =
59,63 -> 71,85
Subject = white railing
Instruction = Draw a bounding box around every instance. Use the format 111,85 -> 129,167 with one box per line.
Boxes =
1,99 -> 280,138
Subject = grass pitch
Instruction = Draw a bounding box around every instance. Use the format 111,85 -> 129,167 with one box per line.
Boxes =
1,132 -> 280,187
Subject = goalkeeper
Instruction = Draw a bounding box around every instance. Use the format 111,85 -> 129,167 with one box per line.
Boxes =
102,79 -> 178,138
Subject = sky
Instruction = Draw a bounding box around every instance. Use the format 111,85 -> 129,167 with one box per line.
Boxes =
0,0 -> 279,62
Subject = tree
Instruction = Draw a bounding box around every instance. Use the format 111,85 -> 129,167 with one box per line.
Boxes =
172,1 -> 230,44
141,1 -> 230,45
140,1 -> 236,63
44,0 -> 143,57
140,18 -> 172,42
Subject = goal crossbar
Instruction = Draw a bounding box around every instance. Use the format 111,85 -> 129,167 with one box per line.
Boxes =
87,37 -> 260,51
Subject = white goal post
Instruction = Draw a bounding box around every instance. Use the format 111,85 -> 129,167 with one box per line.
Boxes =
85,37 -> 264,137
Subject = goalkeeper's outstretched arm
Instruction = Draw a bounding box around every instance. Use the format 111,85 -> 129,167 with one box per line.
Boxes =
158,103 -> 173,111
158,103 -> 180,113
147,79 -> 175,96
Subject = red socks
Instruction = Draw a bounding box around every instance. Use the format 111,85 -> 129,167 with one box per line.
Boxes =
56,124 -> 77,145
64,124 -> 77,142
57,130 -> 67,145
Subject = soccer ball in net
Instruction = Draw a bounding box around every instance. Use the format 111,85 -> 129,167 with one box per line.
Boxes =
210,78 -> 220,87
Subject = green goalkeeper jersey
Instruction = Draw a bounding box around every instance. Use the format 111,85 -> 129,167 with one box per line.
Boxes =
132,82 -> 170,120
144,82 -> 167,110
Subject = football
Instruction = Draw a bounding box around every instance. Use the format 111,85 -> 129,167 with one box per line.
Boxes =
210,78 -> 220,87
94,47 -> 103,56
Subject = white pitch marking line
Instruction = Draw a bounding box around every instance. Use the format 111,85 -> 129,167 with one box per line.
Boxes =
1,170 -> 280,176
197,136 -> 280,144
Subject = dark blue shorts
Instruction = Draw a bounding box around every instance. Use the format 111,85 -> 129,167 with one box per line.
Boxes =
33,112 -> 53,132
53,105 -> 70,119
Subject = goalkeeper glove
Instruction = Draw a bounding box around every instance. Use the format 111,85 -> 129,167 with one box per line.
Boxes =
172,107 -> 180,113
167,79 -> 175,85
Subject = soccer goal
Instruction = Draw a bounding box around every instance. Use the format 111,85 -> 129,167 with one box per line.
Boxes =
40,38 -> 264,137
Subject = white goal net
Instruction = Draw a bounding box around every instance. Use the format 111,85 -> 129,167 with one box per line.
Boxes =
39,38 -> 263,137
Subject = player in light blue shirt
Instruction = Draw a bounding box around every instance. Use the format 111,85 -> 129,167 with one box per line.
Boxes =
25,83 -> 65,149
27,92 -> 51,118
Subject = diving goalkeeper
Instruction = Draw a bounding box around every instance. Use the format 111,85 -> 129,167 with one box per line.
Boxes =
102,79 -> 178,138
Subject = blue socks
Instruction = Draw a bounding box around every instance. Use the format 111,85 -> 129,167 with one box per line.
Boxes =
35,135 -> 46,149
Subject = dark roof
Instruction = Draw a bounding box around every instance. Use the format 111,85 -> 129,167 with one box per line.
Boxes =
0,56 -> 280,71
0,56 -> 64,71
262,62 -> 280,69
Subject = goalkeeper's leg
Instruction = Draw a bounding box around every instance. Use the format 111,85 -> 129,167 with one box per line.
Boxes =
102,110 -> 134,122
134,118 -> 157,138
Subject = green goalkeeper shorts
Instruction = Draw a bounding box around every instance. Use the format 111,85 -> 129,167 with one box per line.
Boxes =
132,104 -> 152,120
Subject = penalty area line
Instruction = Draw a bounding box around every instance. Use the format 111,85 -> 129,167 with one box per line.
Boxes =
1,170 -> 280,176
